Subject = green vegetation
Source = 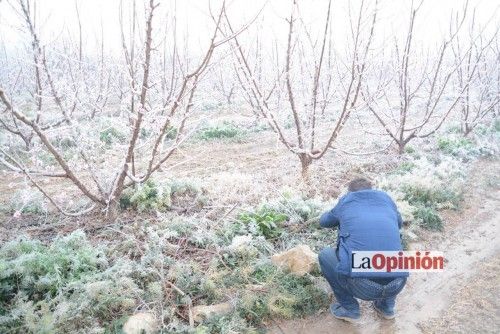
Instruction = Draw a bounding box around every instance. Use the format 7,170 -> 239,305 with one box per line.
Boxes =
120,179 -> 172,212
198,122 -> 245,140
232,196 -> 325,240
200,101 -> 224,112
412,206 -> 443,231
100,127 -> 126,145
238,209 -> 288,239
54,136 -> 77,149
395,161 -> 416,174
194,314 -> 258,334
404,145 -> 416,154
395,174 -> 462,231
0,218 -> 328,334
262,195 -> 325,225
0,191 -> 48,216
437,136 -> 474,156
494,119 -> 500,132
236,263 -> 329,325
401,185 -> 463,210
0,231 -> 124,333
120,179 -> 204,213
164,125 -> 178,140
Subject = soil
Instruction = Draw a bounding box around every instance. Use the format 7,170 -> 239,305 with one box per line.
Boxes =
269,158 -> 500,334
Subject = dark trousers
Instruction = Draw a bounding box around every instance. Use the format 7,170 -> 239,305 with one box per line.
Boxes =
318,248 -> 406,312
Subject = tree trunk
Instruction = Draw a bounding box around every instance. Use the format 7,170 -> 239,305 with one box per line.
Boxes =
397,141 -> 405,154
106,198 -> 120,222
463,124 -> 472,137
299,154 -> 312,181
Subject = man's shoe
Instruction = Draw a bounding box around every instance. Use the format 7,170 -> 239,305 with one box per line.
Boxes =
373,301 -> 395,320
330,303 -> 360,323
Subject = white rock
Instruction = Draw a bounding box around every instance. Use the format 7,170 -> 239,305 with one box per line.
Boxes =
192,302 -> 233,323
123,312 -> 156,334
228,235 -> 253,250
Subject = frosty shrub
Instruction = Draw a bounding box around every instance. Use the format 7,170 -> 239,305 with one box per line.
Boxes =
120,178 -> 205,213
437,132 -> 499,161
222,235 -> 274,269
194,313 -> 258,334
236,262 -> 329,325
262,195 -> 326,225
0,214 -> 331,332
412,206 -> 443,231
379,156 -> 466,230
164,125 -> 178,140
233,195 -> 327,241
168,178 -> 206,209
438,136 -> 475,157
7,189 -> 47,215
119,179 -> 172,212
0,231 -> 117,333
404,146 -> 416,154
158,216 -> 221,249
380,157 -> 465,206
99,127 -> 127,146
167,260 -> 208,298
394,161 -> 417,175
54,136 -> 77,149
198,122 -> 246,140
0,231 -> 106,303
387,196 -> 416,224
402,184 -> 463,210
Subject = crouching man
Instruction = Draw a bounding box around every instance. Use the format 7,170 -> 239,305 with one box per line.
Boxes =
318,177 -> 408,322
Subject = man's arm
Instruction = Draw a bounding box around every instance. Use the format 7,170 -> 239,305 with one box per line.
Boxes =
383,192 -> 404,229
320,197 -> 344,228
397,211 -> 403,229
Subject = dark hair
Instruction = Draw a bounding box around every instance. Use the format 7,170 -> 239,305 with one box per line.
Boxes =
348,177 -> 373,192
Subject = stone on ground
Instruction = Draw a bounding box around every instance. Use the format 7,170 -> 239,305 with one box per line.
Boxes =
271,244 -> 318,275
192,302 -> 234,323
228,235 -> 253,250
123,312 -> 156,334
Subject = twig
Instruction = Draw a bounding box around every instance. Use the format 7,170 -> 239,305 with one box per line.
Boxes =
290,216 -> 320,233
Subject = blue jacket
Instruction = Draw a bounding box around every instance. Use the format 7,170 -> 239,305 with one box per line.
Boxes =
320,189 -> 408,278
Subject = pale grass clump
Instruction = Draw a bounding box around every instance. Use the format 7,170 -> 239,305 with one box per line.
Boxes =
204,171 -> 268,206
437,131 -> 499,160
377,149 -> 471,231
6,188 -> 48,216
378,156 -> 466,207
261,194 -> 327,225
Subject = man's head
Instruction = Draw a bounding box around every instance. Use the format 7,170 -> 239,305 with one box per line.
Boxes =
348,177 -> 373,192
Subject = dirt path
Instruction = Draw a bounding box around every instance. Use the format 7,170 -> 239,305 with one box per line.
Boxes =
269,159 -> 500,334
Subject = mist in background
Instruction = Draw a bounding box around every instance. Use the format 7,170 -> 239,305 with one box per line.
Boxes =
1,0 -> 498,58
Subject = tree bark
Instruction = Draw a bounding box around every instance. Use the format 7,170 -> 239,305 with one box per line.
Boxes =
299,153 -> 312,181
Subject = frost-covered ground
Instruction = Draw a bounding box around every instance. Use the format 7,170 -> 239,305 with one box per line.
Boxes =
0,114 -> 499,333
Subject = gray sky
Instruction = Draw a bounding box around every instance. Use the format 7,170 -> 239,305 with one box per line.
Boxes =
0,0 -> 498,57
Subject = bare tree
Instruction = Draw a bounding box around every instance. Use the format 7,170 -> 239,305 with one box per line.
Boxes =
362,0 -> 470,153
224,0 -> 378,178
211,62 -> 237,105
0,0 -> 242,218
452,11 -> 499,136
0,0 -> 44,149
